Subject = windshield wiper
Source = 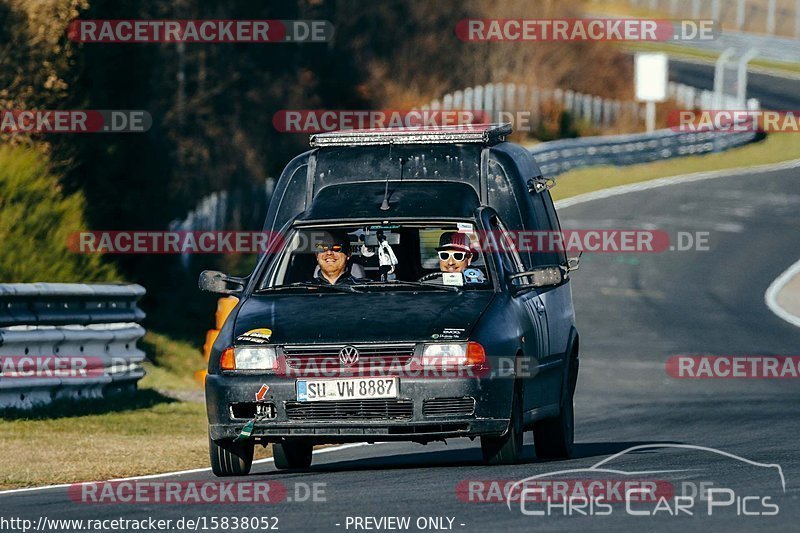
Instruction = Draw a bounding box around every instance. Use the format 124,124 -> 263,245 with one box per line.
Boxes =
255,281 -> 362,294
360,281 -> 461,292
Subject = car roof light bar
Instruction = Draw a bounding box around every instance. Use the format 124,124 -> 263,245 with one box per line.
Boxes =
309,123 -> 513,147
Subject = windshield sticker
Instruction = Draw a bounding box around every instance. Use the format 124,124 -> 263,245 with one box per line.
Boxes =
237,328 -> 273,344
442,272 -> 464,286
463,268 -> 487,284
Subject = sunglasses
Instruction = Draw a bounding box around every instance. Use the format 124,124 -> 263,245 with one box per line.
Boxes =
438,251 -> 468,261
315,244 -> 346,253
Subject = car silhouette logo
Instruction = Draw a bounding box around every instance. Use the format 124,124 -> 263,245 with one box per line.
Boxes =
339,345 -> 359,366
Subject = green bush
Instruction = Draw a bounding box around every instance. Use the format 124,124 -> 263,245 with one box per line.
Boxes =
0,144 -> 119,282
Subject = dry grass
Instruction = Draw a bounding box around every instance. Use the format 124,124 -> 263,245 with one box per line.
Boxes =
548,133 -> 800,200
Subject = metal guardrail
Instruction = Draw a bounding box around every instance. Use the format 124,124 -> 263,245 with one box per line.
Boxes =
530,127 -> 758,177
0,284 -> 147,410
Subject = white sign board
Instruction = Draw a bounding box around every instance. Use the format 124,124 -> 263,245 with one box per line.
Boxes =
634,53 -> 668,102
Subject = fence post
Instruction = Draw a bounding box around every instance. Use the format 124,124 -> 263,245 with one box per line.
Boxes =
592,96 -> 602,127
582,94 -> 593,123
737,0 -> 746,30
495,83 -> 506,123
713,48 -> 736,108
516,85 -> 527,130
767,0 -> 777,34
737,48 -> 759,105
603,99 -> 613,128
564,90 -> 574,117
464,87 -> 474,110
530,87 -> 540,130
453,90 -> 464,110
474,86 -> 484,112
712,0 -> 721,22
484,84 -> 495,122
796,0 -> 800,38
553,88 -> 563,108
442,94 -> 453,111
505,83 -> 516,123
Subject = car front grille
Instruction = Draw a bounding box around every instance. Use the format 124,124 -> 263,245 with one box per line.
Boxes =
285,399 -> 413,421
423,397 -> 476,417
282,343 -> 415,371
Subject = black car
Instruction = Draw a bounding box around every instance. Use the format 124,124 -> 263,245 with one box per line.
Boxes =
200,124 -> 580,475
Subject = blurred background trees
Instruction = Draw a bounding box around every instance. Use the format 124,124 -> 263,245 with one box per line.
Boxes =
0,0 -> 631,340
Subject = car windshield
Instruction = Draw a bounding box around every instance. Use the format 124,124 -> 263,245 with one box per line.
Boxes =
259,222 -> 494,292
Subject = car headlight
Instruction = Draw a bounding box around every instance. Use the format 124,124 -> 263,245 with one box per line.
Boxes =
220,346 -> 277,371
421,342 -> 486,367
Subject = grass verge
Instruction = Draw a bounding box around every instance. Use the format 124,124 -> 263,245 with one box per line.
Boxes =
549,133 -> 800,201
3,133 -> 800,490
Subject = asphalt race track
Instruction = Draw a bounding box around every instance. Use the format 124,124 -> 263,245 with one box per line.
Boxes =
670,58 -> 800,110
2,163 -> 798,531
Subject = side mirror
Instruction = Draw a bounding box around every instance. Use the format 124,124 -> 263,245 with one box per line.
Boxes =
198,270 -> 246,295
508,266 -> 565,294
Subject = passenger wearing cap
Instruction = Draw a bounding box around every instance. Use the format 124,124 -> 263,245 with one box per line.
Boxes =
437,231 -> 473,273
312,232 -> 361,285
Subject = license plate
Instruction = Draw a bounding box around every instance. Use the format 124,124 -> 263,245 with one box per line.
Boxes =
296,377 -> 397,402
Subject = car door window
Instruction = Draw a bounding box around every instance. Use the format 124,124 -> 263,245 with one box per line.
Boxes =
491,215 -> 525,275
529,191 -> 563,267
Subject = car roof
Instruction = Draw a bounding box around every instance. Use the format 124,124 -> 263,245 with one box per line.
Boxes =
297,181 -> 481,221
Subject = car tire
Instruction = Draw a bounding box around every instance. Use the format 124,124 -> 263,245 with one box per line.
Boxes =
273,439 -> 313,470
481,380 -> 524,465
209,434 -> 254,477
534,355 -> 578,459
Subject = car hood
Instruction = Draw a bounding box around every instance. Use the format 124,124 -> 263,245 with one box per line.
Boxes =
233,291 -> 496,344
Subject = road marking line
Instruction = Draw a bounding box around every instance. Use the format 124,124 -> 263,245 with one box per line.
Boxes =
554,158 -> 800,330
0,442 -> 376,496
765,258 -> 800,329
554,158 -> 800,210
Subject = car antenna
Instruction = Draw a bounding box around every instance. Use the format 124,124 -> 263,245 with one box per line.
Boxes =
380,156 -> 406,211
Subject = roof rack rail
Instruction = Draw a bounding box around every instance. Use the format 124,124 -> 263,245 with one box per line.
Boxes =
309,123 -> 512,148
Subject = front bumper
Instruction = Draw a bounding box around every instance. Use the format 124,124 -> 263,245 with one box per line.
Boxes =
206,373 -> 512,442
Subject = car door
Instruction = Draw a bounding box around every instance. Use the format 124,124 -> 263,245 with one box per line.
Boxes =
483,210 -> 550,411
528,190 -> 576,405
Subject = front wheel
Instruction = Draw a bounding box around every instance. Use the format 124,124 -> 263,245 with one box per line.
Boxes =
273,439 -> 313,470
481,380 -> 524,465
534,355 -> 578,459
209,434 -> 254,477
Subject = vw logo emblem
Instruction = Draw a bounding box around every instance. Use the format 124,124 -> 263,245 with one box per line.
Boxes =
339,345 -> 359,366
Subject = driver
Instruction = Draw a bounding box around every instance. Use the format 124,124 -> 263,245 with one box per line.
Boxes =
312,231 -> 362,285
437,232 -> 473,273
